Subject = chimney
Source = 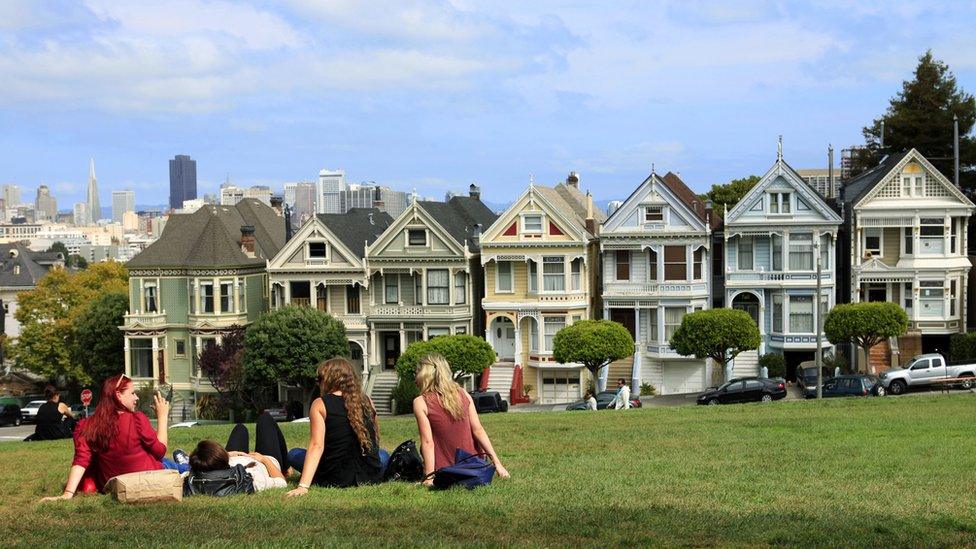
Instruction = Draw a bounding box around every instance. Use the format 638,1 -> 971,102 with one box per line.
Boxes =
284,203 -> 294,242
240,225 -> 256,257
469,183 -> 481,200
270,195 -> 284,216
585,191 -> 596,235
373,186 -> 385,212
567,171 -> 580,189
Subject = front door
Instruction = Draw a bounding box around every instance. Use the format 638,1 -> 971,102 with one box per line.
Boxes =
609,309 -> 636,340
384,333 -> 400,370
492,317 -> 516,361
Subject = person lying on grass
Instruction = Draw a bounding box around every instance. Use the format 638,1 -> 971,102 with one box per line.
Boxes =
40,374 -> 187,502
412,354 -> 510,487
285,357 -> 389,496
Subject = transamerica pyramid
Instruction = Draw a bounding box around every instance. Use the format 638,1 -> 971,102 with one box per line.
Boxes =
87,158 -> 100,224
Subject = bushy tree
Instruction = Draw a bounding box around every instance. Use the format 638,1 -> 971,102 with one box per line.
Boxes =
198,325 -> 248,420
242,306 -> 348,409
759,353 -> 787,378
824,302 -> 908,374
392,335 -> 496,414
702,175 -> 760,210
670,309 -> 761,381
72,292 -> 128,387
552,320 -> 634,392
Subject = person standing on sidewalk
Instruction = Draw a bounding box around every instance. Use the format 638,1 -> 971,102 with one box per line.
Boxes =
609,378 -> 631,410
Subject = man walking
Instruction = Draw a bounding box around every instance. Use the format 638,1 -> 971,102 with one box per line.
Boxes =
609,378 -> 631,410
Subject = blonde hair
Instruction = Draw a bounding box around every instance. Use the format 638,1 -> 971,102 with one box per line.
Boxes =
415,354 -> 464,421
317,357 -> 376,452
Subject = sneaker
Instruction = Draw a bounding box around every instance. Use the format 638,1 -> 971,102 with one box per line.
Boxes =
173,449 -> 189,466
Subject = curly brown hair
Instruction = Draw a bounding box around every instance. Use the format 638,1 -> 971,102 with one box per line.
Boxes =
317,357 -> 376,453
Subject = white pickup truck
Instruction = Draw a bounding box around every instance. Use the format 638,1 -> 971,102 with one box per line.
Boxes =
880,353 -> 976,395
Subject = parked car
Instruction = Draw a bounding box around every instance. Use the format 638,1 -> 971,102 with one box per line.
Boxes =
696,377 -> 787,405
880,353 -> 976,395
264,404 -> 289,422
566,390 -> 642,410
469,390 -> 509,413
20,400 -> 47,423
0,404 -> 22,427
796,361 -> 832,393
804,374 -> 885,398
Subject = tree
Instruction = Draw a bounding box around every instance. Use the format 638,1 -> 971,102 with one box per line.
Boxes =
45,242 -> 87,269
670,309 -> 761,382
552,320 -> 634,392
824,302 -> 908,374
73,292 -> 128,387
852,51 -> 976,188
391,334 -> 496,414
702,175 -> 760,211
198,325 -> 248,421
242,306 -> 349,410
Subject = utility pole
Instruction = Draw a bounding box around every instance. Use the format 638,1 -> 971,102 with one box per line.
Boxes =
815,231 -> 823,399
954,114 -> 960,188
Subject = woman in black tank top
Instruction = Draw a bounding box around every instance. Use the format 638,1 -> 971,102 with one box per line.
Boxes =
30,386 -> 76,441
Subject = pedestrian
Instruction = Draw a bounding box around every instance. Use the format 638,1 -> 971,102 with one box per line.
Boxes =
585,390 -> 598,410
608,378 -> 631,410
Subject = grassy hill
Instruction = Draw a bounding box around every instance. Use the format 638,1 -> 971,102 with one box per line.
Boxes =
3,394 -> 975,546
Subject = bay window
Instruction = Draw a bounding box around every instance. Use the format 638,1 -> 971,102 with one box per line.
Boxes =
903,282 -> 913,316
648,309 -> 658,342
220,281 -> 234,313
904,227 -> 913,255
201,282 -> 214,313
543,257 -> 565,291
737,237 -> 753,270
772,294 -> 783,333
919,218 -> 944,254
454,272 -> 466,305
664,307 -> 685,342
528,260 -> 538,292
789,233 -> 814,271
772,234 -> 783,271
496,261 -> 512,292
544,317 -> 565,352
144,282 -> 157,313
130,339 -> 153,378
427,269 -> 450,304
693,247 -> 704,279
571,259 -> 582,290
919,281 -> 944,317
789,295 -> 814,333
648,249 -> 658,281
664,246 -> 687,281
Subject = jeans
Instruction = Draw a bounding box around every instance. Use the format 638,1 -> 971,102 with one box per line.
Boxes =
288,448 -> 390,476
160,458 -> 189,474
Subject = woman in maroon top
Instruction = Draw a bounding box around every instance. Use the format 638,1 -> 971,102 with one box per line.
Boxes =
40,374 -> 171,501
412,354 -> 509,486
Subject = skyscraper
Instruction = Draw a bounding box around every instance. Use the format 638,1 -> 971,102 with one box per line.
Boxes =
169,154 -> 197,210
293,182 -> 316,223
87,158 -> 101,224
317,169 -> 345,214
2,185 -> 21,208
112,190 -> 135,223
35,185 -> 57,221
73,203 -> 88,226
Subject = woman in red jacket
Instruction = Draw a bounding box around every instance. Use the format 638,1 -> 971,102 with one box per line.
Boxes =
41,374 -> 174,501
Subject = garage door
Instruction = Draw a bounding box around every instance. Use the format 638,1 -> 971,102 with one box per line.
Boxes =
539,369 -> 581,404
662,361 -> 705,395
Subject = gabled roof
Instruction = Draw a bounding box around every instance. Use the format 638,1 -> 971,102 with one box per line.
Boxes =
838,150 -> 913,206
726,155 -> 842,225
661,172 -> 722,230
0,243 -> 61,287
416,196 -> 498,248
535,183 -> 605,238
127,199 -> 286,269
316,208 -> 393,258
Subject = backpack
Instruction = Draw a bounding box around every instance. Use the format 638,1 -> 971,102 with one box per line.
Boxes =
183,464 -> 255,497
429,449 -> 495,490
383,439 -> 424,482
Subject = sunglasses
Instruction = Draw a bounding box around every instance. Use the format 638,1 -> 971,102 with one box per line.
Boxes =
115,375 -> 129,389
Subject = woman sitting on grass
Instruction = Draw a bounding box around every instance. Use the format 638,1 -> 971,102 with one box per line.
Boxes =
27,385 -> 76,441
40,374 -> 184,501
285,358 -> 387,495
412,354 -> 509,486
184,411 -> 288,494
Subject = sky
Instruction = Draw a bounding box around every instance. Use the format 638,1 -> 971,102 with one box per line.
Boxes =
2,0 -> 976,209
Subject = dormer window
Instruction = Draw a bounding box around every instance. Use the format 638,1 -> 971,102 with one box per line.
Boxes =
522,214 -> 543,234
644,206 -> 663,222
308,242 -> 327,258
408,229 -> 427,246
769,193 -> 791,214
901,164 -> 925,197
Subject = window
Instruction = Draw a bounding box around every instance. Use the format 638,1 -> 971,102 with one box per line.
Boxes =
454,272 -> 466,305
648,249 -> 658,281
496,262 -> 513,292
664,246 -> 687,281
131,339 -> 153,378
864,228 -> 882,257
346,285 -> 360,314
523,214 -> 543,233
144,283 -> 157,313
911,358 -> 931,370
772,294 -> 783,333
415,275 -> 423,305
529,320 -> 539,352
919,219 -> 945,254
772,234 -> 783,271
544,317 -> 565,352
789,295 -> 814,333
543,257 -> 565,291
819,234 -> 830,269
693,248 -> 703,279
737,237 -> 753,270
615,250 -> 630,281
902,173 -> 924,196
664,307 -> 685,342
189,282 -> 196,314
427,269 -> 449,304
175,340 -> 186,357
648,309 -> 658,342
238,279 -> 246,313
528,260 -> 538,292
769,192 -> 791,214
427,327 -> 450,339
220,281 -> 234,313
408,229 -> 426,246
903,282 -> 913,314
645,206 -> 663,222
571,258 -> 582,290
201,282 -> 214,313
789,233 -> 813,271
316,283 -> 327,311
950,280 -> 957,316
951,219 -> 958,254
308,242 -> 327,258
385,275 -> 399,304
904,227 -> 913,255
455,326 -> 467,335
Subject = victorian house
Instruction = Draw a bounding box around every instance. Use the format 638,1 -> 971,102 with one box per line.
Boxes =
600,171 -> 718,395
722,151 -> 842,381
480,174 -> 603,405
122,199 -> 285,409
838,149 -> 974,369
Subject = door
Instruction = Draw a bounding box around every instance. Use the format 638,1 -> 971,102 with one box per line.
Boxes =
742,379 -> 764,402
663,361 -> 706,394
383,333 -> 400,370
908,358 -> 933,383
609,309 -> 636,340
821,379 -> 840,397
721,381 -> 745,403
492,317 -> 516,361
539,369 -> 581,404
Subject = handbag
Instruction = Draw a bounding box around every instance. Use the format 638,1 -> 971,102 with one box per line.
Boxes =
383,439 -> 424,482
429,449 -> 495,490
183,464 -> 255,497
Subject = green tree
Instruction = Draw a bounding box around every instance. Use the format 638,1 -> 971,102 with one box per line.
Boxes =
198,325 -> 248,422
242,306 -> 349,410
45,242 -> 87,269
702,175 -> 760,211
391,334 -> 496,414
852,51 -> 976,187
552,320 -> 634,392
824,302 -> 909,374
72,292 -> 128,387
670,309 -> 761,382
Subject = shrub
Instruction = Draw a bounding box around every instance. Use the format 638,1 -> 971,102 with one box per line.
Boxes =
639,382 -> 656,396
823,352 -> 851,374
670,309 -> 761,375
759,353 -> 787,378
194,394 -> 228,420
394,334 -> 496,382
949,333 -> 976,362
391,379 -> 420,415
552,320 -> 634,381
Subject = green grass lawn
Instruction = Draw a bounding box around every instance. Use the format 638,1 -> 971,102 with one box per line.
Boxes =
3,394 -> 976,547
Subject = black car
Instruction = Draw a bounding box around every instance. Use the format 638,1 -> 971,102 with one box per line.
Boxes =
696,377 -> 787,405
804,374 -> 885,398
469,390 -> 509,413
566,390 -> 642,410
0,404 -> 22,427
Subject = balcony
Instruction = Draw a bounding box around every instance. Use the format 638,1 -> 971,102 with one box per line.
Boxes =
124,311 -> 166,327
188,311 -> 249,326
603,282 -> 707,297
645,343 -> 686,358
333,314 -> 368,329
370,304 -> 471,318
725,271 -> 832,284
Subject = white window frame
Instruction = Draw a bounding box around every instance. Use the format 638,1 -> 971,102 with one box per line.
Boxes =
644,205 -> 664,223
543,316 -> 565,353
454,272 -> 466,305
571,258 -> 582,291
918,218 -> 945,255
919,280 -> 945,318
307,241 -> 328,260
863,228 -> 882,258
219,280 -> 234,313
788,233 -> 814,271
385,275 -> 399,304
788,295 -> 814,334
769,192 -> 791,214
542,256 -> 565,292
495,261 -> 513,293
407,228 -> 427,247
772,294 -> 783,333
200,281 -> 215,314
143,281 -> 158,313
521,213 -> 544,234
737,237 -> 754,271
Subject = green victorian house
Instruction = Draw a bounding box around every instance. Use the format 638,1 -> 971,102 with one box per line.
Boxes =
122,199 -> 285,409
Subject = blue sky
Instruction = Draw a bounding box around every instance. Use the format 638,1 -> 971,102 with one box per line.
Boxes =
2,0 -> 976,208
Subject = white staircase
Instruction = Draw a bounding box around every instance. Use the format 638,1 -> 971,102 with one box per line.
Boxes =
486,363 -> 515,399
732,350 -> 760,379
369,370 -> 399,415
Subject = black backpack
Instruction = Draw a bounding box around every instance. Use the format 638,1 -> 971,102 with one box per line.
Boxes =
183,464 -> 255,497
383,439 -> 424,482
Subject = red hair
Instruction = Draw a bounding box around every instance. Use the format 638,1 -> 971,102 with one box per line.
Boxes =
81,374 -> 131,453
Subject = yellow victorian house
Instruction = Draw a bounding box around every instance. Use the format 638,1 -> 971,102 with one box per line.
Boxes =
480,173 -> 604,405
